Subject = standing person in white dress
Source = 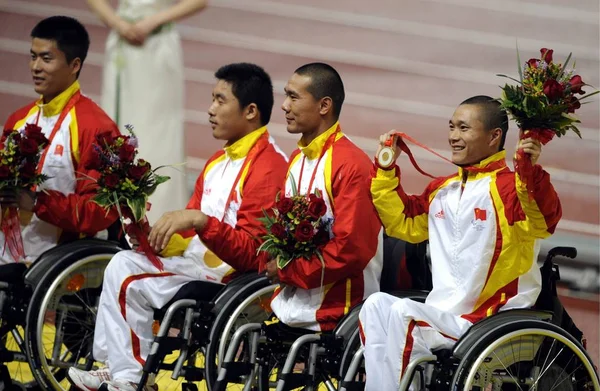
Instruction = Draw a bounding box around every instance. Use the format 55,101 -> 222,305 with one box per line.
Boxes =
86,0 -> 207,222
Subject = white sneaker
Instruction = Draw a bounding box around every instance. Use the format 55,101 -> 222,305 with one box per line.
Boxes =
99,379 -> 158,391
67,366 -> 112,391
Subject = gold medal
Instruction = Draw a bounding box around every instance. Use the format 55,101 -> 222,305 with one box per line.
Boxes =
376,146 -> 396,169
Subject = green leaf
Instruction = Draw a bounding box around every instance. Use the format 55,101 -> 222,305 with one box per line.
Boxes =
153,174 -> 170,186
93,191 -> 112,206
127,195 -> 147,222
314,188 -> 322,198
497,74 -> 522,84
277,255 -> 294,270
558,52 -> 573,79
288,172 -> 298,197
516,41 -> 523,83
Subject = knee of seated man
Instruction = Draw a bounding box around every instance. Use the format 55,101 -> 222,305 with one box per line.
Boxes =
103,250 -> 139,282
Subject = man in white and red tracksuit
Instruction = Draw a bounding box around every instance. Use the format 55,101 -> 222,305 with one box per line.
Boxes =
68,63 -> 288,391
264,63 -> 384,332
1,16 -> 120,265
359,95 -> 562,390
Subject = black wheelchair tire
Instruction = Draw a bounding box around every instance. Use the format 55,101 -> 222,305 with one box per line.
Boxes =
451,319 -> 600,391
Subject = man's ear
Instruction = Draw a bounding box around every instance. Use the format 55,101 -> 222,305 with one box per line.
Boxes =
245,103 -> 259,121
489,127 -> 503,149
70,57 -> 82,76
319,96 -> 333,116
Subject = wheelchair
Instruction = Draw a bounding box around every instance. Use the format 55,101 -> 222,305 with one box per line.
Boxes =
128,272 -> 278,391
0,224 -> 127,391
211,236 -> 430,391
338,246 -> 600,391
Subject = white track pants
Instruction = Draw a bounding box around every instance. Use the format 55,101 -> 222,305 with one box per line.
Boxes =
358,292 -> 473,391
93,250 -> 225,382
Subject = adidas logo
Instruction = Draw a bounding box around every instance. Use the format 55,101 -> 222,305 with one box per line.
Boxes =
434,210 -> 445,219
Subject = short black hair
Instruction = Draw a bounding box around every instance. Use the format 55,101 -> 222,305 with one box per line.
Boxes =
31,16 -> 90,78
214,63 -> 274,126
294,62 -> 345,120
460,95 -> 509,150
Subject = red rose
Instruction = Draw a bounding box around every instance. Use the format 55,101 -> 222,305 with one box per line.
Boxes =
270,223 -> 287,240
102,173 -> 120,189
128,163 -> 150,181
19,137 -> 39,156
527,58 -> 538,69
0,165 -> 11,179
25,124 -> 49,146
540,48 -> 553,63
20,162 -> 37,179
95,131 -> 114,147
276,197 -> 294,215
119,144 -> 136,163
294,220 -> 315,242
307,194 -> 327,219
566,97 -> 581,113
542,79 -> 564,101
568,75 -> 585,94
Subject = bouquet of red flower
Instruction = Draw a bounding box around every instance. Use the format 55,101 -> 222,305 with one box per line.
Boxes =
258,179 -> 332,287
0,123 -> 50,262
88,124 -> 169,270
498,47 -> 598,142
498,47 -> 598,196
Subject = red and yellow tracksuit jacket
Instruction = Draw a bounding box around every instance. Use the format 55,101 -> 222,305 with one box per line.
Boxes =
159,127 -> 288,281
268,122 -> 384,332
371,150 -> 562,322
2,81 -> 120,262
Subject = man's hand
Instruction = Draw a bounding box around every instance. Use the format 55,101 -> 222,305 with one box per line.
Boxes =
148,210 -> 207,253
518,132 -> 542,166
265,259 -> 280,284
17,190 -> 37,212
375,130 -> 402,167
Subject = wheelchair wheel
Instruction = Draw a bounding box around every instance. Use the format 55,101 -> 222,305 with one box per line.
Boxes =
452,320 -> 599,391
204,278 -> 276,390
24,242 -> 121,391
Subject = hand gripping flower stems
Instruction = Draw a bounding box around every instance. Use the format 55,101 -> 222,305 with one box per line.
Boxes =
0,124 -> 49,262
257,174 -> 332,293
498,47 -> 598,197
87,124 -> 170,270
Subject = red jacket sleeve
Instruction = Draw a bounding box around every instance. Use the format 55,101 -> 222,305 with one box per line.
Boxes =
277,141 -> 382,290
199,148 -> 288,272
33,104 -> 121,235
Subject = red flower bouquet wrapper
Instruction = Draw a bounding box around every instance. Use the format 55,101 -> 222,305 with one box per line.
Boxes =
122,208 -> 164,271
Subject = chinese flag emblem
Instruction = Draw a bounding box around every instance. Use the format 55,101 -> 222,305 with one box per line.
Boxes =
474,208 -> 487,221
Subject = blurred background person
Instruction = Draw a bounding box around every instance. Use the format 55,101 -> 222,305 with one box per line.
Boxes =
86,0 -> 208,222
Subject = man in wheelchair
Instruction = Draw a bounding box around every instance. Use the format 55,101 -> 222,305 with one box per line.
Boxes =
359,96 -> 562,390
0,16 -> 120,267
263,63 -> 384,333
68,63 -> 288,391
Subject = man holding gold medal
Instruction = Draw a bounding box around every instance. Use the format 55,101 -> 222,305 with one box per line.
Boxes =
358,95 -> 562,390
